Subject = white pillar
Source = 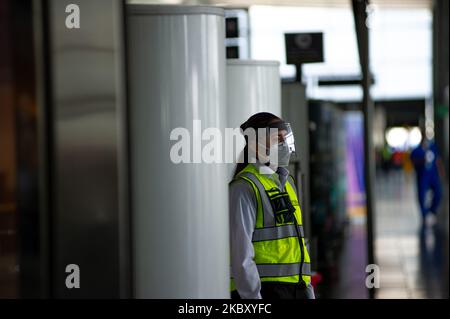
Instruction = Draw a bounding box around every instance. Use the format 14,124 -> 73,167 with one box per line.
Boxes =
127,4 -> 229,298
226,60 -> 281,179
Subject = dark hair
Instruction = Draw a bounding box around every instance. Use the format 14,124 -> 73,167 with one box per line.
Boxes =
233,112 -> 283,178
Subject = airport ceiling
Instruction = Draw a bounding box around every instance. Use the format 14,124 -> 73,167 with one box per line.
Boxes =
127,0 -> 433,9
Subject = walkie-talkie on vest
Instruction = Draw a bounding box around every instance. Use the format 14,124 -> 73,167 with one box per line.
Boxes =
266,187 -> 306,287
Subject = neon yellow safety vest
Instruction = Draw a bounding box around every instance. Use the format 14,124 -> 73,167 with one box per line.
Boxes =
230,163 -> 312,292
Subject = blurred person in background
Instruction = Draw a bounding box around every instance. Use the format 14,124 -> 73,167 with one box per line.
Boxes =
402,150 -> 414,182
391,149 -> 404,171
410,127 -> 446,227
381,144 -> 393,174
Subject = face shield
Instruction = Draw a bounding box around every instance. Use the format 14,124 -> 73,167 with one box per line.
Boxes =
262,122 -> 297,168
244,120 -> 297,169
283,123 -> 296,154
267,121 -> 296,155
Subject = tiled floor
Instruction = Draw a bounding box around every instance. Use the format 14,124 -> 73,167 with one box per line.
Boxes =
374,170 -> 449,299
331,216 -> 370,299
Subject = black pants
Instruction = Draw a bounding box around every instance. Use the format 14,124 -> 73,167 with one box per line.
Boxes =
231,282 -> 309,300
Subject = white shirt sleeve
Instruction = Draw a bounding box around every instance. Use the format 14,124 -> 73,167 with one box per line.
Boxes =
229,179 -> 262,299
306,282 -> 316,299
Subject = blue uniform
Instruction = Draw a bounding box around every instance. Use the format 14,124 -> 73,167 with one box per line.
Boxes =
410,141 -> 442,219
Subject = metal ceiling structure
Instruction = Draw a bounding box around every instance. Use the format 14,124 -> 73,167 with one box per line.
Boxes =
127,0 -> 432,9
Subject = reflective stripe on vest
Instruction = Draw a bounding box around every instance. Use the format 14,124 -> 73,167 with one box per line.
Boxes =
252,224 -> 304,242
239,172 -> 275,227
257,262 -> 312,277
286,176 -> 298,197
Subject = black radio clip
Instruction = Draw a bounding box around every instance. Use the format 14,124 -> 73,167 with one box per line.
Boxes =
266,188 -> 296,225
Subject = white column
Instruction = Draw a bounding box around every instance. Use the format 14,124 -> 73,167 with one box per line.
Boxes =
226,60 -> 281,179
127,4 -> 229,298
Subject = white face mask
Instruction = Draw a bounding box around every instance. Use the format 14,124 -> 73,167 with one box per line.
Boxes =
270,142 -> 291,168
249,122 -> 296,169
256,142 -> 291,169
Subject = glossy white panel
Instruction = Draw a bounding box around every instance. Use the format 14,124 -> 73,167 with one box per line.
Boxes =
226,60 -> 281,179
127,5 -> 229,298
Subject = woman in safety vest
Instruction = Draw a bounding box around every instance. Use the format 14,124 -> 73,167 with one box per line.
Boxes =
229,112 -> 315,299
